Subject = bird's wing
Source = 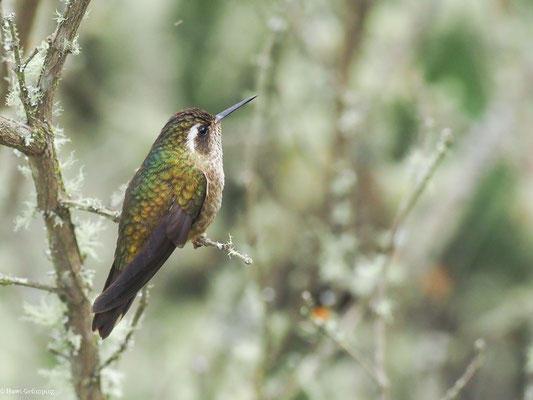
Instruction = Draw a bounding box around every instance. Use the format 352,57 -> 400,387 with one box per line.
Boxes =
92,169 -> 207,314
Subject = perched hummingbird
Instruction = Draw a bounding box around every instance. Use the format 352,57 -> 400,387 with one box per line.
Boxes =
92,95 -> 256,339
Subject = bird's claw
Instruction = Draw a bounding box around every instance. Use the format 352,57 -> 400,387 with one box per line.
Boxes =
192,235 -> 206,249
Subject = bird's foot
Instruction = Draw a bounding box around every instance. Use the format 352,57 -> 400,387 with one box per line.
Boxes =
192,234 -> 207,249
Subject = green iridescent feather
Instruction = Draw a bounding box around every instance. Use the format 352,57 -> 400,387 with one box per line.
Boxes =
114,135 -> 207,271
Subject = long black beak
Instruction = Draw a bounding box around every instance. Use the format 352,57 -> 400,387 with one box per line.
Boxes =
215,95 -> 257,123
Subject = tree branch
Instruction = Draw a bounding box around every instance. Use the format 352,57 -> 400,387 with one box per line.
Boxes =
0,0 -> 7,104
440,339 -> 486,400
61,198 -> 120,223
4,14 -> 34,123
0,115 -> 45,155
0,272 -> 58,293
195,234 -> 253,265
36,0 -> 90,120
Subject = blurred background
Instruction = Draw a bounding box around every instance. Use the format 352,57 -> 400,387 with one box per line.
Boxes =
0,0 -> 533,399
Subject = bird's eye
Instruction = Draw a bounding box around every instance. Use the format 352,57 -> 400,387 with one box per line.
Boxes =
198,125 -> 208,137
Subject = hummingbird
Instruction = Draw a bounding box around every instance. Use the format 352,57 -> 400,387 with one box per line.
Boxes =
92,95 -> 256,339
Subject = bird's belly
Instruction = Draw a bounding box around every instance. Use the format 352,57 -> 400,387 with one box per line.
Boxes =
188,169 -> 224,240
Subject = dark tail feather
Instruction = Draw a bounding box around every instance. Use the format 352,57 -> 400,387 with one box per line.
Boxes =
91,240 -> 174,339
91,260 -> 136,339
92,297 -> 135,339
92,243 -> 175,314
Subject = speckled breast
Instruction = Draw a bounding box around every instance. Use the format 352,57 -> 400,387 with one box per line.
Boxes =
188,162 -> 224,240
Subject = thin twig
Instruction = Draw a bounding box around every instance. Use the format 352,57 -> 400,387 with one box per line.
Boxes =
0,272 -> 58,293
374,129 -> 454,399
317,322 -> 384,387
300,292 -> 383,389
374,309 -> 389,399
387,129 -> 454,249
98,287 -> 149,371
22,46 -> 39,66
61,198 -> 121,223
440,339 -> 486,400
4,14 -> 34,123
196,234 -> 253,265
0,0 -> 7,103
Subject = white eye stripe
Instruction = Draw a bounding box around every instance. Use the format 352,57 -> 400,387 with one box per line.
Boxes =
187,123 -> 200,153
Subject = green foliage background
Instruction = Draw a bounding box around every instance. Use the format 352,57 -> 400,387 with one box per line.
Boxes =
1,0 -> 533,399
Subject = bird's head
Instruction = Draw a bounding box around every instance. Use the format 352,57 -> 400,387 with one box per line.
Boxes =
158,95 -> 257,159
